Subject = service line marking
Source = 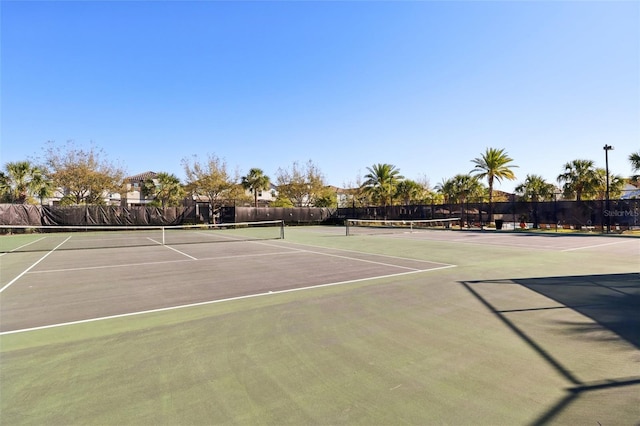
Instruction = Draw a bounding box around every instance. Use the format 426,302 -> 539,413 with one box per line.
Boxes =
157,242 -> 198,260
255,239 -> 456,268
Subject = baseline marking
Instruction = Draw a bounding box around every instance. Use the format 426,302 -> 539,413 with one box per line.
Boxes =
423,236 -> 560,250
562,240 -> 637,252
0,264 -> 457,335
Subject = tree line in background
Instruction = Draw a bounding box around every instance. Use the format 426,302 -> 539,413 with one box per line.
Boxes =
2,141 -> 640,220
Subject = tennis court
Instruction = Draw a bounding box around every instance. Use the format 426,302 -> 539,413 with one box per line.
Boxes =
1,226 -> 450,333
1,223 -> 638,425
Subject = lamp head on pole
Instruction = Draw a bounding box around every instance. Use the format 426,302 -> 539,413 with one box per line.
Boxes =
603,145 -> 614,151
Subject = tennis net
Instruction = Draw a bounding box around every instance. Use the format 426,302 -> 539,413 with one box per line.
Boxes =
0,220 -> 285,253
345,218 -> 460,236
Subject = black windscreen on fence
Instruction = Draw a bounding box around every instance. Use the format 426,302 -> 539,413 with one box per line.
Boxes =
337,199 -> 640,230
0,205 -> 197,226
0,205 -> 337,227
1,200 -> 638,229
230,207 -> 336,224
0,204 -> 43,226
493,199 -> 640,229
40,205 -> 197,226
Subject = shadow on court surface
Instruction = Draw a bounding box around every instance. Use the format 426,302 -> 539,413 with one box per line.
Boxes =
515,273 -> 639,349
461,273 -> 640,425
464,273 -> 639,349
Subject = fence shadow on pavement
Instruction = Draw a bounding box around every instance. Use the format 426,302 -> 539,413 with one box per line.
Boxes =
461,273 -> 640,425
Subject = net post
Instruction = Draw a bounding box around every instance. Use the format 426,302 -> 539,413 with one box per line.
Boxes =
345,219 -> 350,236
162,226 -> 165,245
280,220 -> 285,239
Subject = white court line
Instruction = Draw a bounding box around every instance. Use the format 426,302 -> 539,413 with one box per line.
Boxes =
254,240 -> 430,270
254,239 -> 456,267
0,236 -> 48,256
23,245 -> 427,275
28,258 -> 194,274
0,236 -> 71,293
391,231 -> 640,252
153,240 -> 198,260
293,249 -> 424,271
562,239 -> 638,252
194,230 -> 246,241
26,250 -> 302,274
0,264 -> 456,336
172,237 -> 453,271
389,233 -> 568,251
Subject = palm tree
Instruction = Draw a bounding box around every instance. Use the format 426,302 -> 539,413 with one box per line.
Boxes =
435,177 -> 456,204
471,148 -> 517,222
437,174 -> 484,225
395,179 -> 422,205
594,168 -> 624,200
0,172 -> 11,202
143,172 -> 185,208
515,174 -> 556,229
557,159 -> 599,201
241,168 -> 271,207
361,163 -> 403,207
630,151 -> 640,182
450,174 -> 485,204
515,174 -> 556,202
2,161 -> 48,204
32,173 -> 55,205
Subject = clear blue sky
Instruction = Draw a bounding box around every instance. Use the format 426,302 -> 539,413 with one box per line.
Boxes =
2,1 -> 638,192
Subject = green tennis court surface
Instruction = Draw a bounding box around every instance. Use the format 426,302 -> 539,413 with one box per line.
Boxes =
1,226 -> 638,424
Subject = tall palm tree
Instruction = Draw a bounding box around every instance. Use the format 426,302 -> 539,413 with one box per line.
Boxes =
630,151 -> 640,182
471,148 -> 517,222
557,159 -> 599,201
2,161 -> 48,204
514,174 -> 556,202
241,168 -> 271,207
361,163 -> 403,207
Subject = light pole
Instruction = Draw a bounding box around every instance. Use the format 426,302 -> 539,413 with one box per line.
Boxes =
603,145 -> 613,233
